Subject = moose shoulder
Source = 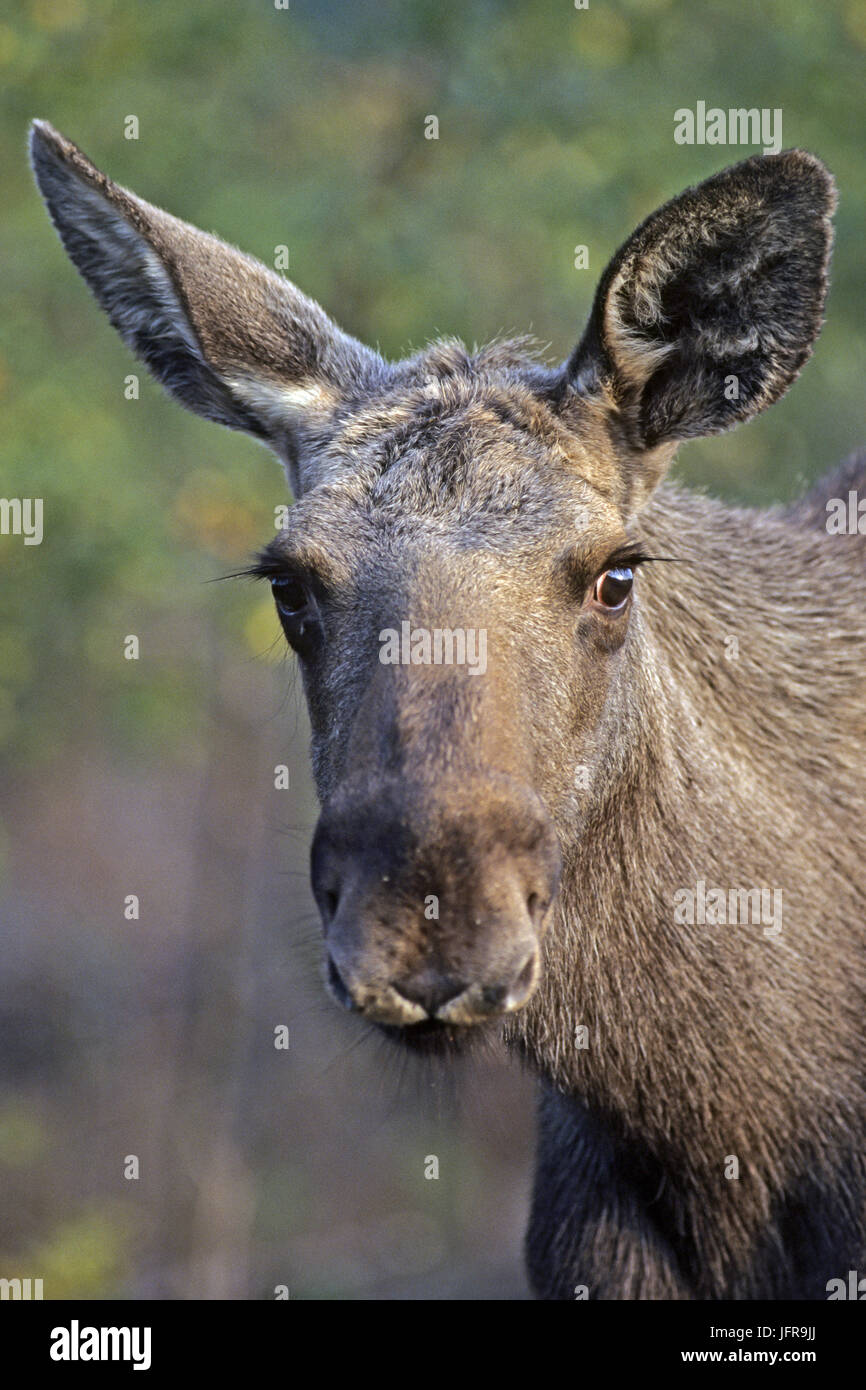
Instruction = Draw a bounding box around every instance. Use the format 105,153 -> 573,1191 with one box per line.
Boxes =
31,121 -> 866,1300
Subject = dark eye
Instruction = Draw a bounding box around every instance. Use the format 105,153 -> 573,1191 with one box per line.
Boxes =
593,566 -> 634,611
270,576 -> 321,656
270,575 -> 308,619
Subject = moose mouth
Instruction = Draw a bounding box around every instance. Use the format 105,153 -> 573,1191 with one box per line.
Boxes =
327,957 -> 499,1056
378,1017 -> 475,1057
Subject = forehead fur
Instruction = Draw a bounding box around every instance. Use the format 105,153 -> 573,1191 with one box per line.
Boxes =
295,337 -> 622,526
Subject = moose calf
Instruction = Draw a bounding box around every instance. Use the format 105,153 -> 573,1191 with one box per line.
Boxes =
31,122 -> 865,1299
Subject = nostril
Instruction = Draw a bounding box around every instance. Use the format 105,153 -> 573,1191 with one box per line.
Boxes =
393,975 -> 466,1017
514,951 -> 536,993
504,948 -> 538,1010
526,892 -> 550,927
321,888 -> 339,922
326,954 -> 355,1010
480,981 -> 508,1010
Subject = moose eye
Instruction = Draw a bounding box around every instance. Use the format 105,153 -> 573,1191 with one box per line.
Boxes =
270,574 -> 322,656
270,575 -> 309,619
593,566 -> 634,611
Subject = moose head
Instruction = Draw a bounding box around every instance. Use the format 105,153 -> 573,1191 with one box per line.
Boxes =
31,123 -> 834,1048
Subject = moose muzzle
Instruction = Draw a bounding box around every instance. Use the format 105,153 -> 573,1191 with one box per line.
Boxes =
311,773 -> 562,1028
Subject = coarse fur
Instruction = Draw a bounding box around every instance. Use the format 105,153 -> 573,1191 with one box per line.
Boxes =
30,121 -> 865,1299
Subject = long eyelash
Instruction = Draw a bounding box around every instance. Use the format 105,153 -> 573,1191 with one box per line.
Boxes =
216,553 -> 288,583
605,546 -> 683,570
234,551 -> 336,607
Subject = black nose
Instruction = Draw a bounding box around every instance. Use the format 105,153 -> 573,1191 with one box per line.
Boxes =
392,971 -> 467,1016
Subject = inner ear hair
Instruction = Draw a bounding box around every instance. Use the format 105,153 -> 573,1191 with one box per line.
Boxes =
566,150 -> 836,458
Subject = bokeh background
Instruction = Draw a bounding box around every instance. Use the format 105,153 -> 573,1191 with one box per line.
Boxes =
1,0 -> 863,1298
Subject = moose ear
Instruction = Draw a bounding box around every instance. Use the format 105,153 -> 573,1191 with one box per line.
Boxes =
561,150 -> 836,499
29,120 -> 384,488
